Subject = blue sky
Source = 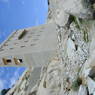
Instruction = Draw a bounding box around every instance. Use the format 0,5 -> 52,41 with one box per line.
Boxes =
0,0 -> 48,91
0,67 -> 26,90
0,0 -> 48,43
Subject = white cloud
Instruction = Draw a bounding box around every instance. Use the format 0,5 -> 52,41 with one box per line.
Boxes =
0,80 -> 4,90
10,69 -> 20,87
10,77 -> 16,87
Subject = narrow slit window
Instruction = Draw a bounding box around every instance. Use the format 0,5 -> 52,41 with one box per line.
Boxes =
21,46 -> 25,48
18,29 -> 28,40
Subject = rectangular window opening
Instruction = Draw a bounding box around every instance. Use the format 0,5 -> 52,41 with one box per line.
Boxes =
6,59 -> 12,63
18,29 -> 28,40
14,58 -> 23,65
2,58 -> 12,65
19,59 -> 23,63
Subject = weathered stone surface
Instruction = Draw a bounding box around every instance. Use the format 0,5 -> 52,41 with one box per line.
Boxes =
69,90 -> 78,95
6,0 -> 95,95
78,85 -> 87,95
87,77 -> 95,94
62,0 -> 93,19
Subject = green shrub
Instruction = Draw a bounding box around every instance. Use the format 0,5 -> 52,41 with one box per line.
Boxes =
71,77 -> 82,91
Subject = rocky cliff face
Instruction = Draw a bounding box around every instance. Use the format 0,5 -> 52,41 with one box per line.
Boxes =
31,0 -> 95,95
6,0 -> 95,95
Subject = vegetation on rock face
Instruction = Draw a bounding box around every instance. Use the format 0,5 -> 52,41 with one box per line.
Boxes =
83,30 -> 89,42
66,15 -> 81,29
72,16 -> 89,42
1,88 -> 10,95
71,77 -> 82,91
66,14 -> 89,43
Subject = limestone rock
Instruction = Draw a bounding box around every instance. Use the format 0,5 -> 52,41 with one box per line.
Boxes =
87,77 -> 95,94
69,90 -> 78,95
80,50 -> 95,79
67,38 -> 75,60
78,85 -> 87,95
5,0 -> 95,95
62,0 -> 93,19
88,66 -> 95,79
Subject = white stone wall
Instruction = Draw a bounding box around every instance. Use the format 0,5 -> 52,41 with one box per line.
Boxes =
0,23 -> 58,67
